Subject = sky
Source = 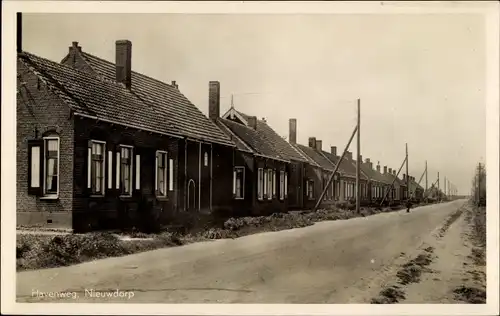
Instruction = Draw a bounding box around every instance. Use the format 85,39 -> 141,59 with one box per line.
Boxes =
21,13 -> 486,195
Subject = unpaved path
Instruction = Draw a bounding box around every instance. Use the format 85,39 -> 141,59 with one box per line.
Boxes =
17,200 -> 467,303
370,202 -> 486,304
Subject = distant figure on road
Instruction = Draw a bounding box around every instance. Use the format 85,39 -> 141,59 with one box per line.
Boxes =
406,198 -> 413,213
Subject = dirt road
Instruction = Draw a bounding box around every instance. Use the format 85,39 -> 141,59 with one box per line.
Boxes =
17,200 -> 477,303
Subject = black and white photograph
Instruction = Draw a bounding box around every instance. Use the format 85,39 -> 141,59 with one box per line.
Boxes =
2,1 -> 499,315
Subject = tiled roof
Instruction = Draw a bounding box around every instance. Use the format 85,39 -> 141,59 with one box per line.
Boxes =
356,162 -> 389,184
214,120 -> 253,153
19,52 -> 179,137
218,118 -> 286,161
321,151 -> 362,179
66,51 -> 234,146
295,144 -> 335,171
235,111 -> 309,162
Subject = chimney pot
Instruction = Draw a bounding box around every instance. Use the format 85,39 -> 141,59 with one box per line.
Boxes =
171,80 -> 178,89
115,40 -> 132,89
248,116 -> 257,130
331,146 -> 337,156
289,118 -> 297,144
316,140 -> 323,151
208,81 -> 220,121
308,137 -> 317,149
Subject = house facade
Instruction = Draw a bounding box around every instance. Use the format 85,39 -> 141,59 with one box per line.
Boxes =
17,40 -> 236,232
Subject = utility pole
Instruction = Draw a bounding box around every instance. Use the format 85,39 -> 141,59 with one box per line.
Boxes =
444,176 -> 447,198
406,143 -> 409,200
438,172 -> 440,201
356,99 -> 361,214
425,160 -> 428,192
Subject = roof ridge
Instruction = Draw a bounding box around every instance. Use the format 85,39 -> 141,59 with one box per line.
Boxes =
81,51 -> 178,89
18,53 -> 95,115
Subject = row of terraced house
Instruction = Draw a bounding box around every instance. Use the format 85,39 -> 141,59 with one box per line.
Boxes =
16,38 -> 424,232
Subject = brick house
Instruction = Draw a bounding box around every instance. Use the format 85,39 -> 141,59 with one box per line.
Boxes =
405,175 -> 424,201
359,158 -> 390,204
207,82 -> 308,215
17,40 -> 236,232
291,138 -> 337,209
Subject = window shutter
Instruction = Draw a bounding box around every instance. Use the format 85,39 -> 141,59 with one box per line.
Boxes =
107,150 -> 113,190
155,153 -> 158,192
116,151 -> 121,190
169,158 -> 174,191
135,154 -> 141,190
28,139 -> 44,196
87,144 -> 92,190
233,169 -> 236,196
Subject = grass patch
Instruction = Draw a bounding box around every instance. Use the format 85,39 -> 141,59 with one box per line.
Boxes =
453,286 -> 486,304
438,208 -> 464,237
370,285 -> 406,304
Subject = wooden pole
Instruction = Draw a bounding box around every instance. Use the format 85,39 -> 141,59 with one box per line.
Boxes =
425,160 -> 428,192
356,99 -> 361,214
406,143 -> 409,200
313,125 -> 358,211
437,172 -> 440,201
380,156 -> 407,206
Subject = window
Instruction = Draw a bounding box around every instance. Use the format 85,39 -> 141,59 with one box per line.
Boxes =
267,169 -> 273,200
204,152 -> 209,167
233,167 -> 245,199
306,179 -> 314,200
44,137 -> 60,196
120,145 -> 133,196
279,171 -> 285,200
257,168 -> 264,200
272,170 -> 276,197
156,151 -> 167,197
88,140 -> 105,195
335,181 -> 340,199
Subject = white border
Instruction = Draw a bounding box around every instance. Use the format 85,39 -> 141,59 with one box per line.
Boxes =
2,1 -> 499,315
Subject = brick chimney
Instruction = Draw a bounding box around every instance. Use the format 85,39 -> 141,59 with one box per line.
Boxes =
388,168 -> 392,174
316,140 -> 323,151
17,13 -> 22,53
403,174 -> 406,180
208,81 -> 220,121
384,166 -> 388,174
376,164 -> 381,172
116,40 -> 132,89
248,116 -> 257,130
393,169 -> 396,176
331,146 -> 337,156
171,81 -> 178,89
289,118 -> 297,144
308,137 -> 316,149
346,151 -> 352,160
359,155 -> 363,163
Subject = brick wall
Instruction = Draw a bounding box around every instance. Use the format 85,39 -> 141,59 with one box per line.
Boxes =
73,117 -> 180,232
16,59 -> 74,229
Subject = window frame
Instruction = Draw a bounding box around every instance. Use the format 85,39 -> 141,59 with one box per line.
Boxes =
257,168 -> 264,200
156,150 -> 168,198
267,169 -> 273,200
88,140 -> 106,197
119,144 -> 134,197
233,166 -> 245,200
41,136 -> 60,199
